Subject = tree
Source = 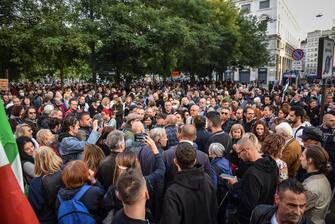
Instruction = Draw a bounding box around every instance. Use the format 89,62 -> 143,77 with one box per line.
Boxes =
234,13 -> 269,68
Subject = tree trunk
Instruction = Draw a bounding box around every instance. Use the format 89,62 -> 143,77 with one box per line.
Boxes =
89,0 -> 97,84
60,66 -> 64,91
91,42 -> 97,84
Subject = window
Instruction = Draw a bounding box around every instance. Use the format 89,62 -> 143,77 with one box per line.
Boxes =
260,0 -> 270,9
241,4 -> 251,12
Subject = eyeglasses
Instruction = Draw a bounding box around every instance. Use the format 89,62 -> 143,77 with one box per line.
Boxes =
221,112 -> 229,115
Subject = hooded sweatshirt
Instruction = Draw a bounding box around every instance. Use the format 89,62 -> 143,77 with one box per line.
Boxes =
160,166 -> 218,224
235,155 -> 279,223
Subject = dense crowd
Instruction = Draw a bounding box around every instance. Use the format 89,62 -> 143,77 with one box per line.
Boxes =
2,79 -> 335,224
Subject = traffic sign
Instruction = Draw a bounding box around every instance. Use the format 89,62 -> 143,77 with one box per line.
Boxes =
292,61 -> 303,71
292,49 -> 304,61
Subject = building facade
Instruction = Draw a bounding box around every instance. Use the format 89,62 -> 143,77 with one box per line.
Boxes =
304,27 -> 335,74
232,0 -> 301,83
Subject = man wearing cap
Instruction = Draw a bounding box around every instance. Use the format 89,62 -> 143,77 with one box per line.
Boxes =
123,113 -> 142,148
299,127 -> 324,148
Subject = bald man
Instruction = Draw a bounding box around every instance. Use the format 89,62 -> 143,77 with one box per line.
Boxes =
163,124 -> 211,186
320,112 -> 335,187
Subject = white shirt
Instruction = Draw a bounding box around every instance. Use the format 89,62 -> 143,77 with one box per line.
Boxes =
271,213 -> 278,224
292,121 -> 311,146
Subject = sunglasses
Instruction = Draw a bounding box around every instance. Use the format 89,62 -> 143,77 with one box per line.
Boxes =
29,112 -> 36,114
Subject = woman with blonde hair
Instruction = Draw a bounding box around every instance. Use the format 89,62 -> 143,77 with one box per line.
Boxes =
83,144 -> 105,173
36,129 -> 59,156
229,124 -> 245,145
15,123 -> 39,148
228,124 -> 245,172
28,146 -> 63,223
36,129 -> 55,147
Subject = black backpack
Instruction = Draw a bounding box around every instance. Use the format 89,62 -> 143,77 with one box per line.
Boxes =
211,164 -> 230,207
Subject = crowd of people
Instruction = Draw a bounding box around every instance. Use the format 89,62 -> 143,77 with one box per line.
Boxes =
3,79 -> 335,224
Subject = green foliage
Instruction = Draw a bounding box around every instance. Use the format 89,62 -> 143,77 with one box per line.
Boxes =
0,0 -> 269,81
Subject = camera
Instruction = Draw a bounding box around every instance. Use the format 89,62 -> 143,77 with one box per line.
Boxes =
134,133 -> 147,143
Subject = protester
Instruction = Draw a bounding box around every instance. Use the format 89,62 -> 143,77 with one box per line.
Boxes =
228,136 -> 279,223
208,142 -> 232,191
160,142 -> 218,224
56,160 -> 105,223
193,115 -> 211,153
58,116 -> 101,163
83,144 -> 105,173
96,130 -> 126,191
206,111 -> 233,154
149,127 -> 168,153
163,124 -> 211,186
111,169 -> 150,224
275,122 -> 302,177
28,146 -> 63,223
5,78 -> 335,224
262,134 -> 288,182
252,120 -> 270,145
104,135 -> 165,222
17,136 -> 36,184
251,178 -> 309,224
300,145 -> 332,224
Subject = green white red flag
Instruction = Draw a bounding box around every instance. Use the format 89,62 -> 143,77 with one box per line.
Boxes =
0,100 -> 38,223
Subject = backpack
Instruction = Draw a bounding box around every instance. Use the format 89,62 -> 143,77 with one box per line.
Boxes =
212,163 -> 230,207
57,184 -> 96,224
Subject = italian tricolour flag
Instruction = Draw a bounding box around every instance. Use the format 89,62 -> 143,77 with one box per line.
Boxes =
0,101 -> 38,223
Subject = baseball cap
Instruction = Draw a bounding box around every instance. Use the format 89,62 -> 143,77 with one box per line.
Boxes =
126,113 -> 142,122
299,127 -> 323,143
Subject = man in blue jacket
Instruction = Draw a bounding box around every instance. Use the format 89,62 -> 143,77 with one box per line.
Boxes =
58,115 -> 101,163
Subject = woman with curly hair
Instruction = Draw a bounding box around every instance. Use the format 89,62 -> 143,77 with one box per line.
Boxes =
262,134 -> 288,182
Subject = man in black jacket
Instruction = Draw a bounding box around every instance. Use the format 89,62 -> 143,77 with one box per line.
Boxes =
206,111 -> 233,153
228,136 -> 279,223
250,178 -> 310,224
163,124 -> 211,187
161,142 -> 218,224
96,130 -> 125,190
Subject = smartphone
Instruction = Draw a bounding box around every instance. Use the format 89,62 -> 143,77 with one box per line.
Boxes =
219,173 -> 236,180
134,133 -> 147,143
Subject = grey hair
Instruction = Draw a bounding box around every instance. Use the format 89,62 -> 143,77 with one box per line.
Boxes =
149,128 -> 166,143
209,143 -> 226,157
275,122 -> 293,138
105,130 -> 125,150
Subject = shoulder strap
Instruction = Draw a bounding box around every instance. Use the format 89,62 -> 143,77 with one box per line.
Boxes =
294,125 -> 305,138
74,184 -> 91,201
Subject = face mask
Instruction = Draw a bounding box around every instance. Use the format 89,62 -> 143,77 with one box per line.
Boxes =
19,92 -> 25,97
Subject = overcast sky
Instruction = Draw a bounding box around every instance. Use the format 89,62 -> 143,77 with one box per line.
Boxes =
287,0 -> 335,39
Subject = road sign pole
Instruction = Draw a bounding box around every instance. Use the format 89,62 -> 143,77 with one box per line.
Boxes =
320,78 -> 327,123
